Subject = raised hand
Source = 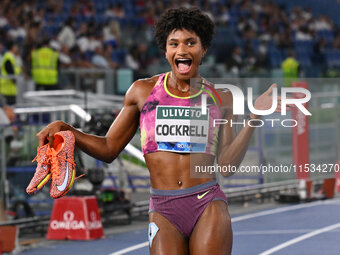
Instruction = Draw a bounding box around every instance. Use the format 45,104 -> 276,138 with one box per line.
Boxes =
36,121 -> 69,147
253,84 -> 293,115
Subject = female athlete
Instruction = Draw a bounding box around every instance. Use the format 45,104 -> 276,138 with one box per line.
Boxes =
37,7 -> 282,255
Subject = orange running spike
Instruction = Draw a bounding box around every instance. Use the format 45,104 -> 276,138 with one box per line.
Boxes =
26,144 -> 51,195
49,131 -> 77,199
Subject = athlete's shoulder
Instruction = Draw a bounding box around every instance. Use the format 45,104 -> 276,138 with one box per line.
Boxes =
216,88 -> 232,103
201,79 -> 233,115
124,74 -> 163,106
201,78 -> 233,108
128,74 -> 162,92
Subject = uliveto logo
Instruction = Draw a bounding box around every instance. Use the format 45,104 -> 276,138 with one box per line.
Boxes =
200,84 -> 312,128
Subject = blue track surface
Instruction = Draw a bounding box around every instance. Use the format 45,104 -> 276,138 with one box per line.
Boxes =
21,198 -> 340,255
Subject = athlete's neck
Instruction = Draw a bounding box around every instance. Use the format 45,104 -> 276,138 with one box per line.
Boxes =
168,71 -> 201,91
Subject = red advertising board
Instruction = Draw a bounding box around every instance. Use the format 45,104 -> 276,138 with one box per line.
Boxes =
335,161 -> 340,192
291,82 -> 309,180
47,196 -> 104,240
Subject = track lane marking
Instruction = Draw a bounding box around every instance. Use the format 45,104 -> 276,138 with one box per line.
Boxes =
259,222 -> 340,255
234,229 -> 340,235
110,199 -> 340,254
232,199 -> 340,222
108,242 -> 148,255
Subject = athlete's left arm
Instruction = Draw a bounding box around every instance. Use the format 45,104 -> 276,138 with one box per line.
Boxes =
216,84 -> 281,177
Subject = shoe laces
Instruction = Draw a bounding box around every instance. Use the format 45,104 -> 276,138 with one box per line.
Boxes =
48,148 -> 75,180
32,146 -> 50,167
48,148 -> 84,180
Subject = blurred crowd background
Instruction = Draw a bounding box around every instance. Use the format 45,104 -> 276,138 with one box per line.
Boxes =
1,0 -> 340,82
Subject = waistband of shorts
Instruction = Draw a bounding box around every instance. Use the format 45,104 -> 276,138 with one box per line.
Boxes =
150,179 -> 217,196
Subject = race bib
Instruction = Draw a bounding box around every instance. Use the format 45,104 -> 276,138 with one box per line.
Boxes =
155,106 -> 209,153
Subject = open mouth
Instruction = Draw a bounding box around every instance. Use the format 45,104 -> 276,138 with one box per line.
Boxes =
175,58 -> 192,74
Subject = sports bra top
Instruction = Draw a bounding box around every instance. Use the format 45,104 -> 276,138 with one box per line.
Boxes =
139,72 -> 222,155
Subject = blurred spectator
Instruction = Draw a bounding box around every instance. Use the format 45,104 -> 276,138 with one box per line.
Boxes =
77,33 -> 101,53
2,105 -> 16,123
203,1 -> 214,22
295,26 -> 313,41
217,5 -> 230,26
31,39 -> 59,90
0,42 -> 4,63
8,20 -> 26,42
103,20 -> 121,48
333,33 -> 340,49
243,41 -> 257,71
0,94 -> 16,158
57,18 -> 76,49
240,0 -> 252,15
312,38 -> 327,75
70,2 -> 81,16
154,1 -> 165,16
256,40 -> 269,70
248,11 -> 259,32
82,2 -> 94,18
243,52 -> 257,72
22,22 -> 41,76
144,7 -> 157,26
105,3 -> 125,19
226,46 -> 244,75
0,8 -> 8,28
91,44 -> 118,69
91,45 -> 110,68
237,17 -> 248,33
58,44 -> 72,89
49,36 -> 61,52
0,94 -> 16,123
126,44 -> 151,79
302,8 -> 313,21
114,3 -> 125,18
103,44 -> 119,69
88,33 -> 102,52
59,44 -> 72,68
0,41 -> 21,105
125,45 -> 140,71
105,4 -> 116,19
137,43 -> 150,67
77,33 -> 91,53
277,28 -> 293,49
33,7 -> 45,25
281,50 -> 300,87
311,15 -> 333,31
70,46 -> 94,68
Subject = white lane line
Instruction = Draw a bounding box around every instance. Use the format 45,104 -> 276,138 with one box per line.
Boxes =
232,199 -> 340,223
235,229 -> 340,235
108,241 -> 148,255
110,199 -> 340,255
259,222 -> 340,255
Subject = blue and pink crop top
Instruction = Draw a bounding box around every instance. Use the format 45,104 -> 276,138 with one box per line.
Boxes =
139,72 -> 222,155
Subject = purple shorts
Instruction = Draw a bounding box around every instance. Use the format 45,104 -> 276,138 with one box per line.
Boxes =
149,180 -> 228,238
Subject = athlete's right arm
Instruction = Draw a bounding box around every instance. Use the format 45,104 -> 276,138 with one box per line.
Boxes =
36,81 -> 142,163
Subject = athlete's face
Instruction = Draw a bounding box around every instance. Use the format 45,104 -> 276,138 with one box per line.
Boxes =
165,29 -> 206,80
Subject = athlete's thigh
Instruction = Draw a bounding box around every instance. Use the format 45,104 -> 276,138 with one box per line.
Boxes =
189,200 -> 232,255
149,211 -> 189,255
